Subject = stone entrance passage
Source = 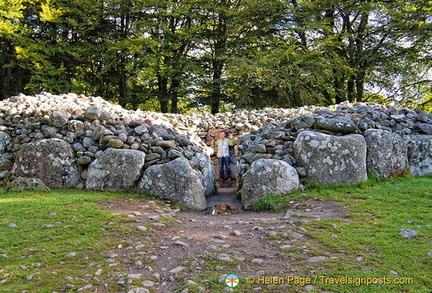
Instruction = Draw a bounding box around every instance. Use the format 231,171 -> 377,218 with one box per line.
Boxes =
206,180 -> 242,213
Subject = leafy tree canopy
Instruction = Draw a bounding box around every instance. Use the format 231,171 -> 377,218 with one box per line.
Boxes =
0,0 -> 430,113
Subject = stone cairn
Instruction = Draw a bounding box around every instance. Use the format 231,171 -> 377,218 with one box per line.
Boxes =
236,103 -> 432,208
0,93 -> 431,210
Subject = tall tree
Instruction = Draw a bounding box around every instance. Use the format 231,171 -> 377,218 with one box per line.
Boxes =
0,0 -> 30,99
198,0 -> 286,113
129,0 -> 203,112
282,0 -> 432,104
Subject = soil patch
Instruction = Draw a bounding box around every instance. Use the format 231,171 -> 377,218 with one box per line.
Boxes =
98,195 -> 349,292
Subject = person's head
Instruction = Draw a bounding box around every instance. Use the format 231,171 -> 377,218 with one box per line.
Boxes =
219,131 -> 226,139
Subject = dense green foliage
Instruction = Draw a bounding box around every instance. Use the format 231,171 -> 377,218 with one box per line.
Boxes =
1,0 -> 431,113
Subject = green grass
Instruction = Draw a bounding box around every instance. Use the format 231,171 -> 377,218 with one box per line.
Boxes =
0,189 -> 135,292
252,176 -> 432,292
1,177 -> 431,292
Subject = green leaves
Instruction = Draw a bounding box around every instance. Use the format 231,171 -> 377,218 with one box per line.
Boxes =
1,0 -> 430,111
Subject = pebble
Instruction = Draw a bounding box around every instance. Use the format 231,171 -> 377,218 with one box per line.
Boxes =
170,266 -> 186,273
251,258 -> 264,265
65,252 -> 76,258
77,284 -> 93,291
217,254 -> 233,262
127,274 -> 143,280
290,232 -> 304,239
207,245 -> 221,251
127,289 -> 150,293
25,274 -> 34,281
8,223 -> 17,228
174,240 -> 189,247
400,229 -> 418,238
308,256 -> 328,263
137,226 -> 147,231
234,255 -> 245,261
280,245 -> 292,250
141,280 -> 155,287
230,230 -> 242,237
186,280 -> 197,286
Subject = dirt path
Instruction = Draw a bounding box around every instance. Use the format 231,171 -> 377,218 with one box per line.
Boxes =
99,185 -> 349,293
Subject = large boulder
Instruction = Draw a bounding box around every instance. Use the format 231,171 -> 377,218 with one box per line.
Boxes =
408,135 -> 432,176
138,157 -> 206,210
191,152 -> 216,197
241,159 -> 299,209
86,148 -> 146,191
364,129 -> 409,178
12,138 -> 79,188
293,131 -> 367,185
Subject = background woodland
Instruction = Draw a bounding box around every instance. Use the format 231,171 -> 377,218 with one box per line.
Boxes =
1,0 -> 431,113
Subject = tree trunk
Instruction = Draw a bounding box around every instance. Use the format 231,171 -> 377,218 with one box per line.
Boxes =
158,75 -> 169,113
118,56 -> 127,106
334,73 -> 345,104
347,76 -> 356,102
211,61 -> 223,114
170,78 -> 181,113
356,72 -> 365,102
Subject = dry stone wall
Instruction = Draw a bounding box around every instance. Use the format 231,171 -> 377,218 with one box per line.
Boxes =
235,102 -> 432,208
0,93 -> 431,210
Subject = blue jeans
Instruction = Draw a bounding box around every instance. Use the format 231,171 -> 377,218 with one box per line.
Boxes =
219,157 -> 232,180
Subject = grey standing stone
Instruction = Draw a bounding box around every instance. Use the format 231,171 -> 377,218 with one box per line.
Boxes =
138,157 -> 206,210
408,135 -> 432,176
12,138 -> 79,188
364,129 -> 409,178
86,148 -> 146,191
293,131 -> 367,185
241,159 -> 299,209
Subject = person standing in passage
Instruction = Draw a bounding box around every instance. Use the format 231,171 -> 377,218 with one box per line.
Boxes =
211,131 -> 236,182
